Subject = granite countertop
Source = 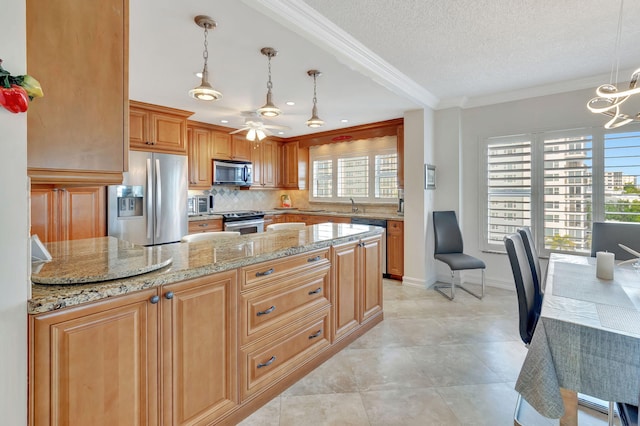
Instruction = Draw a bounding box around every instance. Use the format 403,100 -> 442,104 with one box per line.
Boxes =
29,223 -> 383,315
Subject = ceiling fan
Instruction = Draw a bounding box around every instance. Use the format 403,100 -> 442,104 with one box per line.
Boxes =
228,112 -> 289,141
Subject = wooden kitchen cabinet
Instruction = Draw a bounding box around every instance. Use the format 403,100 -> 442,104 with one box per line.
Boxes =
211,131 -> 232,160
286,214 -> 349,225
29,288 -> 160,426
29,271 -> 238,426
30,185 -> 106,243
387,220 -> 404,280
187,127 -> 213,188
26,0 -> 128,185
280,142 -> 308,190
251,140 -> 279,188
187,219 -> 223,234
397,124 -> 404,190
161,271 -> 238,425
331,235 -> 382,342
232,135 -> 253,161
129,101 -> 193,154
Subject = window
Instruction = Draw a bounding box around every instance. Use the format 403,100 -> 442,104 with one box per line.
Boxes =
309,136 -> 398,203
483,129 -> 640,255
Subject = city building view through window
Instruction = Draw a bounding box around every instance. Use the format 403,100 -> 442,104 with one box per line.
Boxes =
485,130 -> 640,254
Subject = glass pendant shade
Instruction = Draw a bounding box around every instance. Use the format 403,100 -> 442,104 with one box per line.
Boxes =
246,128 -> 257,141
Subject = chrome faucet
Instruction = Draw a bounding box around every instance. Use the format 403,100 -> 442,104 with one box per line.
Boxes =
350,198 -> 359,213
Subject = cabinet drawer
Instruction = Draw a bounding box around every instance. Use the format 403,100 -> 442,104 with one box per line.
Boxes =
388,220 -> 403,234
241,265 -> 330,345
240,308 -> 330,400
188,219 -> 223,234
241,248 -> 330,290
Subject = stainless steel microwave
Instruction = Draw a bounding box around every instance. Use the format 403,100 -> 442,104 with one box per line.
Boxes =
212,159 -> 252,187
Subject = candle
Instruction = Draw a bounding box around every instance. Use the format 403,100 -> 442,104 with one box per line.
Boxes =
596,251 -> 615,280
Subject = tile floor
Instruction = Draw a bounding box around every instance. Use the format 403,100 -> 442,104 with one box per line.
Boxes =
239,280 -> 617,426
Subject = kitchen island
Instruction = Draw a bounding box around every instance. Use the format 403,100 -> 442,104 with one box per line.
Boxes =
29,223 -> 384,425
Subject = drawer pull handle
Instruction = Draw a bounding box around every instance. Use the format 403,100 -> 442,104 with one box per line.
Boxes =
308,287 -> 322,295
257,356 -> 276,368
149,295 -> 160,304
257,305 -> 276,316
308,330 -> 322,339
255,268 -> 274,277
307,255 -> 322,262
198,223 -> 208,227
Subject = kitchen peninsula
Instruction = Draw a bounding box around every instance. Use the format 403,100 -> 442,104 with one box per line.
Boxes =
29,223 -> 383,425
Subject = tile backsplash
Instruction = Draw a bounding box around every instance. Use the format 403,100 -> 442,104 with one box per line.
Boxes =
188,187 -> 399,216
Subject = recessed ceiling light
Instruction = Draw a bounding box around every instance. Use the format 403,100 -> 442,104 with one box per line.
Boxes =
220,119 -> 229,123
278,131 -> 284,135
195,72 -> 203,78
285,101 -> 295,106
341,119 -> 349,123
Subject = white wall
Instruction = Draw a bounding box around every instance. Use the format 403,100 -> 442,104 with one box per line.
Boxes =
0,1 -> 28,424
402,108 -> 436,287
448,87 -> 621,288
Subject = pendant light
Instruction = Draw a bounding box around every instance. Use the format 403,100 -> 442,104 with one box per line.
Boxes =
306,70 -> 324,128
587,0 -> 640,129
256,47 -> 281,117
189,15 -> 222,101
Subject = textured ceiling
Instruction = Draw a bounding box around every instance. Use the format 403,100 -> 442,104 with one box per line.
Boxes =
129,0 -> 640,138
302,0 -> 640,106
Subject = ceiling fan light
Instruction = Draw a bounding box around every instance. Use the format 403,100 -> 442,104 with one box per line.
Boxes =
256,129 -> 267,140
246,128 -> 257,141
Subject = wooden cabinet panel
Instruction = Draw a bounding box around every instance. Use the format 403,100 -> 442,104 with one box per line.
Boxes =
280,142 -> 307,190
332,242 -> 360,341
241,248 -> 329,290
240,308 -> 330,400
188,127 -> 212,188
30,185 -> 106,243
212,131 -> 232,160
361,236 -> 383,323
240,265 -> 330,345
331,235 -> 382,341
161,271 -> 238,425
251,140 -> 279,188
232,135 -> 253,161
187,219 -> 223,234
387,220 -> 404,279
26,0 -> 128,184
30,289 -> 159,426
129,101 -> 192,154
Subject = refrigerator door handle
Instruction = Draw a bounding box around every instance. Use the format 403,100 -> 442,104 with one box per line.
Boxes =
155,158 -> 162,239
146,158 -> 153,240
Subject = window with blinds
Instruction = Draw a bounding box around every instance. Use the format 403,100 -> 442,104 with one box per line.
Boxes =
337,156 -> 368,197
486,137 -> 532,246
604,132 -> 640,223
483,129 -> 640,254
309,136 -> 398,203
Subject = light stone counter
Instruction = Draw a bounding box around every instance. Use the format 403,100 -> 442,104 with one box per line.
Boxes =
29,223 -> 383,315
264,209 -> 404,221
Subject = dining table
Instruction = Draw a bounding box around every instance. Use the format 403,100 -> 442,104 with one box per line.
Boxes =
515,253 -> 640,424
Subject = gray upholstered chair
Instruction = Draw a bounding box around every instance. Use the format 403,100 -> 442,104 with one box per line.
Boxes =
181,231 -> 240,242
591,221 -> 640,261
432,211 -> 485,300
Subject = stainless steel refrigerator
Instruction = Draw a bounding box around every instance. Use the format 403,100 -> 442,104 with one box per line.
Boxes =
108,151 -> 188,245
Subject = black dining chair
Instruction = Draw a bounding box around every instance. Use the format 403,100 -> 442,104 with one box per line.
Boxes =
591,221 -> 640,261
618,402 -> 639,426
504,233 -> 540,344
432,211 -> 485,300
517,227 -> 544,294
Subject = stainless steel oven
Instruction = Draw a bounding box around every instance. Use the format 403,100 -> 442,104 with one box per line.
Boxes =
221,211 -> 265,234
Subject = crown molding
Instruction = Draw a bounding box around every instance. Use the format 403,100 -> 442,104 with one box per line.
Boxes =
243,0 -> 439,110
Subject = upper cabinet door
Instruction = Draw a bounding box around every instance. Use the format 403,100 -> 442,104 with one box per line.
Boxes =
26,0 -> 128,185
129,101 -> 193,155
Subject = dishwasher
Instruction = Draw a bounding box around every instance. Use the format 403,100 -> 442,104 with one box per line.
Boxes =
350,217 -> 387,277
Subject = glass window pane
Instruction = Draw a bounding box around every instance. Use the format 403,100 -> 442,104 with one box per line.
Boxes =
338,156 -> 368,198
604,132 -> 640,224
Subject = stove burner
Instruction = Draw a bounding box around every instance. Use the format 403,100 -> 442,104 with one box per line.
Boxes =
220,210 -> 265,222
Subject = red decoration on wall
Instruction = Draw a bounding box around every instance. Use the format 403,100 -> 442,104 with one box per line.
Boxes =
331,135 -> 353,142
